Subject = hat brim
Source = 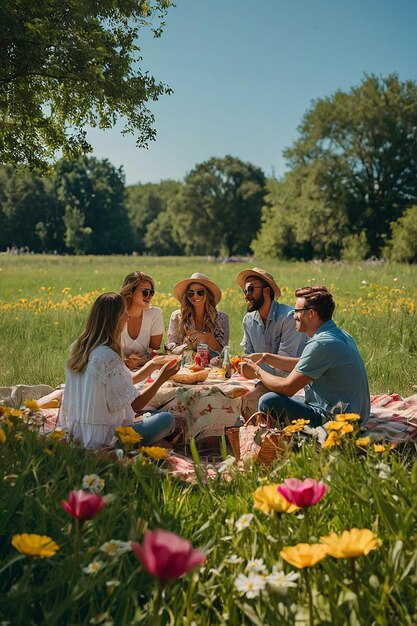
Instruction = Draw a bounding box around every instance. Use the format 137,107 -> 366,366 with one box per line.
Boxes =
236,269 -> 281,299
173,278 -> 222,305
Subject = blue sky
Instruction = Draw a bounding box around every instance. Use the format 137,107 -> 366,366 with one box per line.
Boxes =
87,0 -> 417,186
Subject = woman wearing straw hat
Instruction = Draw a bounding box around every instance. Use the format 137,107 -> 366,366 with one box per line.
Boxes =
166,272 -> 229,358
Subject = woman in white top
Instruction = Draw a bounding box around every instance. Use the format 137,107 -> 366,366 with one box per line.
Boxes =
119,271 -> 165,370
60,292 -> 180,450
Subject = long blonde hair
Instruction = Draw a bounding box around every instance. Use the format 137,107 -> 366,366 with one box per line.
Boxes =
119,271 -> 155,308
68,292 -> 125,372
179,289 -> 218,339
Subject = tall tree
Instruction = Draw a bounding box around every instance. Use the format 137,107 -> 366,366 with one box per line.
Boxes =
53,156 -> 134,254
0,0 -> 173,170
173,156 -> 266,256
282,74 -> 417,257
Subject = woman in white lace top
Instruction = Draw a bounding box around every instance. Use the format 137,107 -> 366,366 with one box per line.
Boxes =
60,292 -> 180,450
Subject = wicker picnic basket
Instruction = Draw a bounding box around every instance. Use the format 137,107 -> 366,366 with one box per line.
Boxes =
226,412 -> 290,465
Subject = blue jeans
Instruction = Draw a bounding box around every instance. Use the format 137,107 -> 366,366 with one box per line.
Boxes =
132,412 -> 174,445
258,393 -> 325,428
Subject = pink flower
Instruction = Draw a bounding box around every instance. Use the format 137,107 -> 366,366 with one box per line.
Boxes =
132,529 -> 206,580
278,478 -> 326,508
61,490 -> 105,520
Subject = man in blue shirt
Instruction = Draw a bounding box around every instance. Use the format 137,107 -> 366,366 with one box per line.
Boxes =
243,285 -> 370,426
237,267 -> 306,377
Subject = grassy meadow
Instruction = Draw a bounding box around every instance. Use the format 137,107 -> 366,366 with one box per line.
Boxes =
1,255 -> 417,626
0,254 -> 416,394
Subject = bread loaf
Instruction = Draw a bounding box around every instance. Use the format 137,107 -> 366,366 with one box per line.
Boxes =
172,368 -> 209,384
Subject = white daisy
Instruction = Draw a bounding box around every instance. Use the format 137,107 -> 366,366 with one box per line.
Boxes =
83,561 -> 103,575
234,572 -> 266,598
266,566 -> 299,590
82,474 -> 105,494
235,513 -> 253,532
99,540 -> 132,556
245,558 -> 267,574
225,554 -> 244,565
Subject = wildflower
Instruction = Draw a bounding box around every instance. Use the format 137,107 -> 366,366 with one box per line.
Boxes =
252,485 -> 299,515
140,446 -> 170,461
100,540 -> 132,556
375,462 -> 391,480
245,558 -> 267,574
225,554 -> 244,565
0,428 -> 6,444
234,572 -> 266,598
292,419 -> 310,426
320,529 -> 382,558
115,426 -> 142,445
322,431 -> 341,449
374,444 -> 386,453
83,561 -> 104,575
280,543 -> 328,569
132,529 -> 205,580
102,493 -> 116,505
106,579 -> 121,590
340,423 -> 354,435
356,436 -> 371,448
278,478 -> 326,508
24,400 -> 41,412
283,423 -> 305,434
235,513 -> 253,532
335,413 -> 360,422
61,490 -> 105,520
216,456 -> 236,473
11,533 -> 59,558
48,430 -> 66,441
266,565 -> 299,590
324,421 -> 346,431
82,474 -> 105,494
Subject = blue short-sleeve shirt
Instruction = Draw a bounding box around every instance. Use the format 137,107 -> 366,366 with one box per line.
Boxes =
241,300 -> 306,375
296,320 -> 370,422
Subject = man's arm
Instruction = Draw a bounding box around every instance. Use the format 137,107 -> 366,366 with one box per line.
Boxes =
245,352 -> 299,373
243,359 -> 312,397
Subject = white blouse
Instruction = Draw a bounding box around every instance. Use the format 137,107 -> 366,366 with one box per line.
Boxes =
60,345 -> 139,450
121,307 -> 165,356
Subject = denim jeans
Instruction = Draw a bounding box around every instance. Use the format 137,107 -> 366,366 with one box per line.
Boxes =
132,411 -> 174,445
258,392 -> 325,427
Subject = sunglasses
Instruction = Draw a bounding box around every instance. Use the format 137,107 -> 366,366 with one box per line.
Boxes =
242,285 -> 264,296
137,288 -> 155,298
187,289 -> 206,298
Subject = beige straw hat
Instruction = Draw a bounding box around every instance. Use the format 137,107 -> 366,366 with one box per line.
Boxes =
173,272 -> 222,305
236,267 -> 281,299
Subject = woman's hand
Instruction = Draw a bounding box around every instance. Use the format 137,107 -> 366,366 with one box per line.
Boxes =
186,331 -> 207,345
156,358 -> 181,383
124,354 -> 142,370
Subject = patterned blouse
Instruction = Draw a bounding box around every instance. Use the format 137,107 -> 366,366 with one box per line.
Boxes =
166,309 -> 230,357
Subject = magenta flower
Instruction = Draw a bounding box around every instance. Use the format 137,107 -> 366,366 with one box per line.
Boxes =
61,489 -> 105,520
278,478 -> 326,508
132,529 -> 206,581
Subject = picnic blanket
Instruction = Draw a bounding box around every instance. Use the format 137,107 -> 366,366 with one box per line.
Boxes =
363,393 -> 417,444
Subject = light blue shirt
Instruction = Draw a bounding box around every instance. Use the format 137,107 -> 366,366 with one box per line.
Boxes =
296,320 -> 370,422
241,300 -> 306,375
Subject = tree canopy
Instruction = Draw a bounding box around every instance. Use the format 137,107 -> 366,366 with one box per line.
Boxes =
254,74 -> 417,260
0,0 -> 173,170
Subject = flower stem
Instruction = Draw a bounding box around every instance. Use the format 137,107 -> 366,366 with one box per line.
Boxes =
350,558 -> 359,597
152,581 -> 164,626
304,568 -> 314,626
71,519 -> 83,583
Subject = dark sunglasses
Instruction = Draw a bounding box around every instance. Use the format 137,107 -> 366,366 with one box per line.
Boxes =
187,289 -> 205,298
242,285 -> 264,296
137,288 -> 155,298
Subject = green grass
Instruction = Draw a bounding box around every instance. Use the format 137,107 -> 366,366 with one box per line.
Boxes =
0,255 -> 416,394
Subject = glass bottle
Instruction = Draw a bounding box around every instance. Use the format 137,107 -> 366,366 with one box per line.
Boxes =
222,345 -> 231,378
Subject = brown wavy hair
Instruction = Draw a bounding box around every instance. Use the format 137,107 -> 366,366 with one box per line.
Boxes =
178,288 -> 218,339
120,271 -> 155,308
68,292 -> 125,372
294,285 -> 335,321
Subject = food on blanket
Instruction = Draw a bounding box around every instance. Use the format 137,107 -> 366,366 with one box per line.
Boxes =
189,363 -> 205,372
172,367 -> 209,384
230,355 -> 246,373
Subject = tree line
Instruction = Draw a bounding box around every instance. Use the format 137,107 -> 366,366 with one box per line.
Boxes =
1,75 -> 417,261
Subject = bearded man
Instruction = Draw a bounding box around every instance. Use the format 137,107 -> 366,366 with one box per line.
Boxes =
236,268 -> 306,378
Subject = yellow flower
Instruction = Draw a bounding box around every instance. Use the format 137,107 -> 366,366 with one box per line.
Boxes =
320,529 -> 382,558
115,426 -> 142,445
324,421 -> 345,431
322,431 -> 341,449
1,417 -> 14,429
12,533 -> 59,558
252,484 -> 299,515
24,400 -> 41,412
0,428 -> 6,444
356,436 -> 371,448
280,543 -> 328,569
373,444 -> 386,453
48,430 -> 66,440
340,423 -> 354,435
335,413 -> 360,422
140,446 -> 170,460
283,423 -> 305,434
291,419 -> 310,426
10,409 -> 24,418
